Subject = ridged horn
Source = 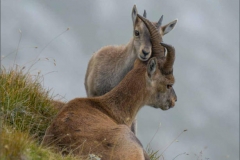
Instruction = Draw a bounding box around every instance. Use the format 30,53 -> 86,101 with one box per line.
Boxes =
161,42 -> 175,75
137,14 -> 164,57
156,15 -> 163,29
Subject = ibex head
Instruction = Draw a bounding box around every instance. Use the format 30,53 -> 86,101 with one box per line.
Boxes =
131,5 -> 177,62
136,14 -> 177,110
137,56 -> 176,110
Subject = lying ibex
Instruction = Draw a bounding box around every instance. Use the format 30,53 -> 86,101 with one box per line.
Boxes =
85,5 -> 177,134
42,14 -> 177,160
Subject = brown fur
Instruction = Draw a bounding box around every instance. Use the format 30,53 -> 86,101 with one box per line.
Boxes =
42,55 -> 176,160
51,100 -> 66,110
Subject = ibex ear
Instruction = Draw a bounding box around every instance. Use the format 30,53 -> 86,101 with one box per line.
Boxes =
132,5 -> 138,25
147,57 -> 158,79
161,19 -> 178,35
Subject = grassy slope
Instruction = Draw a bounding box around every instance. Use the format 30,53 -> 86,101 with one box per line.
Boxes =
0,66 -> 78,160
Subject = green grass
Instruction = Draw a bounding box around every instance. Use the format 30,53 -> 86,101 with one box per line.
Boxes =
0,125 -> 79,160
0,66 -> 57,142
0,66 -> 78,160
146,145 -> 162,160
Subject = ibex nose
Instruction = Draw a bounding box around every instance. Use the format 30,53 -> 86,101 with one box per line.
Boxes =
142,50 -> 149,56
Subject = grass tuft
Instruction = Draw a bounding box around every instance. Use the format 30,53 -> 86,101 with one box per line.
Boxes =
146,145 -> 161,160
0,65 -> 77,159
0,66 -> 58,142
0,125 -> 79,160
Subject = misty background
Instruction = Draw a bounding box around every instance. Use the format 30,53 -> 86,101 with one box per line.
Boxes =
1,0 -> 239,159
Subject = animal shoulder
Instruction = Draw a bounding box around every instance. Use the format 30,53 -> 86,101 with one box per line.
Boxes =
56,98 -> 117,127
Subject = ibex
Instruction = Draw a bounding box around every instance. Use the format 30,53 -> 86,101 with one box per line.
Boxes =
85,5 -> 177,134
42,14 -> 177,160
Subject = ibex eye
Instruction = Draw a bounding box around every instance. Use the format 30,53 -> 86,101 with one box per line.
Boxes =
134,30 -> 140,36
167,85 -> 172,89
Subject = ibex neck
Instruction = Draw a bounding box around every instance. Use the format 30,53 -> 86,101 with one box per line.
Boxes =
126,38 -> 135,52
122,38 -> 136,62
99,61 -> 149,126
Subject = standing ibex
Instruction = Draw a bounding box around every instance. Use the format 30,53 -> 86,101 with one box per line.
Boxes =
85,5 -> 177,134
43,14 -> 177,160
85,5 -> 177,97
